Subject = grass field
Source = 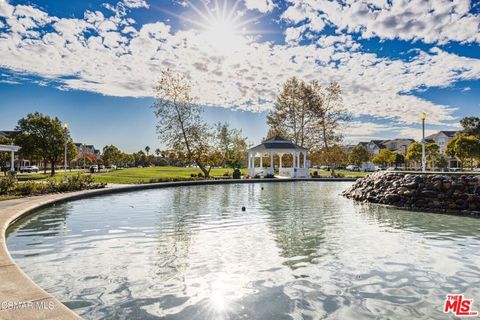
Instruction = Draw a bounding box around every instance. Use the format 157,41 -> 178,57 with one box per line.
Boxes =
14,167 -> 241,184
10,166 -> 366,184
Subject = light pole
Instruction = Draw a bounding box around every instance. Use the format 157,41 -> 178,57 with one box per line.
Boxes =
420,112 -> 427,173
83,143 -> 86,170
63,123 -> 68,173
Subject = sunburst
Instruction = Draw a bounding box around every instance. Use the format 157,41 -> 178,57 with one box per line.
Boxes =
156,0 -> 266,53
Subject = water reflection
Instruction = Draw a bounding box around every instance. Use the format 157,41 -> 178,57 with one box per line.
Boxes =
7,182 -> 480,319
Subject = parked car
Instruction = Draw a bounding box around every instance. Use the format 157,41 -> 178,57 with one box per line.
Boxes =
319,165 -> 330,170
449,167 -> 461,172
386,166 -> 397,171
360,163 -> 376,172
346,165 -> 360,171
99,165 -> 105,170
374,165 -> 385,171
19,166 -> 39,173
89,165 -> 98,173
106,164 -> 117,170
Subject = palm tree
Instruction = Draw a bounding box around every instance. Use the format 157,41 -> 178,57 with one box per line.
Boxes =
145,146 -> 150,156
155,148 -> 161,157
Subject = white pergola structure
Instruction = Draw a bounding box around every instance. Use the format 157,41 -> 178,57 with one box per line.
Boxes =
248,136 -> 309,178
0,144 -> 21,173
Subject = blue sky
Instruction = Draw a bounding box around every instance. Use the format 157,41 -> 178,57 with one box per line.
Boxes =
0,0 -> 479,152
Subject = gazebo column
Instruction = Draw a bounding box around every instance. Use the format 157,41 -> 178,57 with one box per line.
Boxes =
269,152 -> 273,174
292,152 -> 296,168
279,153 -> 283,169
303,152 -> 307,168
260,154 -> 263,168
10,151 -> 15,172
297,153 -> 300,168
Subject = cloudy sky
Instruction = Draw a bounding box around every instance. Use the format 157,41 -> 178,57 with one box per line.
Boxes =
0,0 -> 479,152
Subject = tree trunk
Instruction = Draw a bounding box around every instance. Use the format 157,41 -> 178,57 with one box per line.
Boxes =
50,160 -> 56,176
196,161 -> 210,178
43,159 -> 47,174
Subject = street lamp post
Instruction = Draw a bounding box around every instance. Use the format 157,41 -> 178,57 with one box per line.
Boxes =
63,123 -> 68,173
420,112 -> 427,173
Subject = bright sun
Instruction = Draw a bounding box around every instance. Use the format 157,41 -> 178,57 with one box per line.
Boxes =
183,0 -> 255,53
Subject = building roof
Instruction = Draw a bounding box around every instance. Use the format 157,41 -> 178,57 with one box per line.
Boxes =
439,131 -> 458,137
0,131 -> 19,139
370,140 -> 385,148
249,136 -> 307,152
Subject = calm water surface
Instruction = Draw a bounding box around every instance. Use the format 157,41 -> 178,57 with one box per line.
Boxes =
7,182 -> 480,319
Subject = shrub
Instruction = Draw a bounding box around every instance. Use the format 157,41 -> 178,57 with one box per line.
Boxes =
223,172 -> 230,177
265,174 -> 275,178
197,173 -> 204,178
0,176 -> 16,195
190,173 -> 196,178
15,181 -> 41,196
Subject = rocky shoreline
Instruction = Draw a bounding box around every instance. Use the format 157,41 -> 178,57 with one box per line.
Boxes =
343,171 -> 480,216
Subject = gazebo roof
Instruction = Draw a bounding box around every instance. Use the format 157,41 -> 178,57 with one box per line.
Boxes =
249,136 -> 307,152
0,144 -> 21,152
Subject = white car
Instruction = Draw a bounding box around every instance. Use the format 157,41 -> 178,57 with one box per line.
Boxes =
19,166 -> 39,173
346,165 -> 360,171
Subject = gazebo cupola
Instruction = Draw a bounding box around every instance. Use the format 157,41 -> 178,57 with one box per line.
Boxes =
247,136 -> 309,178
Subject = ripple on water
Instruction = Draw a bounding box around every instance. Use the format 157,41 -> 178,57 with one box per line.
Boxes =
6,182 -> 480,319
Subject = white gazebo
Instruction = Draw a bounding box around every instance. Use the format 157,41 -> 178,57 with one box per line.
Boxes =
0,144 -> 21,173
248,136 -> 309,178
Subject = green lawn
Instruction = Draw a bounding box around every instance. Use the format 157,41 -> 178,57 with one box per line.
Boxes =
11,166 -> 366,185
93,167 -> 238,184
15,167 -> 239,184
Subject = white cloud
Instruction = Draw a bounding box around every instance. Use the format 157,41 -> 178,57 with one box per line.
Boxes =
282,0 -> 480,44
0,0 -> 479,132
243,0 -> 275,13
122,0 -> 149,9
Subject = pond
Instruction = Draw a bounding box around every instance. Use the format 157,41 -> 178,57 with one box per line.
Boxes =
7,182 -> 480,319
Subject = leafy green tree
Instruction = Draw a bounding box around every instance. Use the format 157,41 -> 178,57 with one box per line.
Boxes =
15,113 -> 76,175
348,144 -> 370,166
446,135 -> 480,169
215,122 -> 248,168
102,145 -> 122,165
406,142 -> 440,168
460,117 -> 480,138
372,149 -> 395,166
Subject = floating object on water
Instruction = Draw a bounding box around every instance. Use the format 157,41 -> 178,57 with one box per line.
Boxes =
241,206 -> 246,211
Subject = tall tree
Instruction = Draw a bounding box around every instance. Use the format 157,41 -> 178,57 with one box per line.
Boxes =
406,142 -> 441,168
15,113 -> 76,175
446,134 -> 480,169
152,70 -> 213,177
348,144 -> 370,166
145,146 -> 150,156
102,145 -> 123,165
214,122 -> 248,168
267,78 -> 350,152
460,116 -> 480,138
155,148 -> 161,157
267,77 -> 314,148
372,149 -> 395,166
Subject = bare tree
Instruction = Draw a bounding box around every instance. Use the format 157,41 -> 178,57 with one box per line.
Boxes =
152,70 -> 213,177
